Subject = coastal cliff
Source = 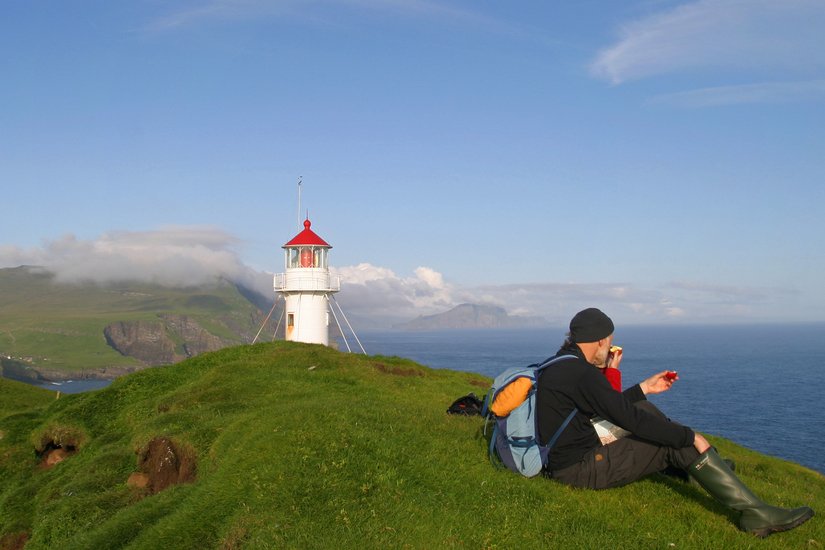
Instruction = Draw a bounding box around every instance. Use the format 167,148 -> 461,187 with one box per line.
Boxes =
103,315 -> 235,366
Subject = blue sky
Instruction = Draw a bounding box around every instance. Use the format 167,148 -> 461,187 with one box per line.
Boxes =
2,1 -> 824,327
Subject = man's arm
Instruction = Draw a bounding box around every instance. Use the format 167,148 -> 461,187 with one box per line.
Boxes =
601,369 -> 711,454
582,370 -> 695,449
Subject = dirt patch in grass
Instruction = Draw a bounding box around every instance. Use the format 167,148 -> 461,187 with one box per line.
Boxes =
220,522 -> 249,550
373,363 -> 423,377
34,426 -> 84,470
38,443 -> 77,469
468,378 -> 488,389
132,437 -> 197,494
0,532 -> 29,550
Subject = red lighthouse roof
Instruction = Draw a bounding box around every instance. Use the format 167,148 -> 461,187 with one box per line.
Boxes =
283,219 -> 331,248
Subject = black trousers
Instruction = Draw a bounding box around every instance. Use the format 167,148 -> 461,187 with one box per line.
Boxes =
550,401 -> 700,490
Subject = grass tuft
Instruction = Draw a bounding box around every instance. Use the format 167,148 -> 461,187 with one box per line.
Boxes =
30,424 -> 87,454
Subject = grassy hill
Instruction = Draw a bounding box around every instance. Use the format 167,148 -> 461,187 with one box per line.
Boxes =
0,266 -> 276,379
0,341 -> 821,549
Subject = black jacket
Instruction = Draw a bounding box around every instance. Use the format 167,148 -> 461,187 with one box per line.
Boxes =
536,343 -> 695,472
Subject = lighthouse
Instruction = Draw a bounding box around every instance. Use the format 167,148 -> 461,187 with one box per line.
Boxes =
274,218 -> 341,346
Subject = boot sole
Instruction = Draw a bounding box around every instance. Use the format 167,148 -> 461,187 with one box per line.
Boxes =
747,508 -> 814,538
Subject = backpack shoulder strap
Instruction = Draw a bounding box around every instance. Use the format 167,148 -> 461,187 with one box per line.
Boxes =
546,407 -> 578,450
536,353 -> 577,371
538,354 -> 579,455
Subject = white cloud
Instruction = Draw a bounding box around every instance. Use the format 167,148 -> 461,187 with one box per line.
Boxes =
467,282 -> 668,325
591,0 -> 825,85
332,263 -> 398,284
146,0 -> 512,33
413,266 -> 446,289
146,0 -> 297,31
333,270 -> 803,328
651,79 -> 825,107
331,263 -> 463,327
0,226 -> 273,296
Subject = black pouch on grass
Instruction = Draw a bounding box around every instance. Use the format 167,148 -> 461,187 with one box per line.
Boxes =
447,393 -> 483,416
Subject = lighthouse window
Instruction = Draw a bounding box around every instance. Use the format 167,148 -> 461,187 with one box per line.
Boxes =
287,249 -> 300,268
314,249 -> 326,268
287,313 -> 294,327
287,247 -> 326,268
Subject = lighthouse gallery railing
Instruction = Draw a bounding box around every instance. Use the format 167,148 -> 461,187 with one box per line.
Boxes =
274,271 -> 341,292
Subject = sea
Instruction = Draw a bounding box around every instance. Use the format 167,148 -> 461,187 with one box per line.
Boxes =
25,379 -> 112,393
10,323 -> 824,475
356,323 -> 825,476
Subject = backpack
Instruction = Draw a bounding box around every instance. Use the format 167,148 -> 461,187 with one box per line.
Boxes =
482,354 -> 578,477
446,393 -> 483,416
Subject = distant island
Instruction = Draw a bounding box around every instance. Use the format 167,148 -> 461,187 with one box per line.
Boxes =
394,303 -> 547,330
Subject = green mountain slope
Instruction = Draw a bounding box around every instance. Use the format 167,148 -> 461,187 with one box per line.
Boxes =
0,342 -> 821,549
0,267 -> 276,380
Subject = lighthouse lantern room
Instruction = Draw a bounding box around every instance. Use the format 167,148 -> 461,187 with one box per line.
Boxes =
274,218 -> 341,346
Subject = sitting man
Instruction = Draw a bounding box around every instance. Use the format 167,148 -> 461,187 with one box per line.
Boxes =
535,307 -> 813,538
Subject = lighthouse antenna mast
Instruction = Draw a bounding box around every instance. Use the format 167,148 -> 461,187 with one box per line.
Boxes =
296,176 -> 302,230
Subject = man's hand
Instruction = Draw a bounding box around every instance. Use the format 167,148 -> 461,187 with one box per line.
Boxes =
640,371 -> 677,395
607,346 -> 623,370
694,432 -> 711,454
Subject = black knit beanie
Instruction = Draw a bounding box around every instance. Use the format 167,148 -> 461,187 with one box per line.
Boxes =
569,308 -> 614,343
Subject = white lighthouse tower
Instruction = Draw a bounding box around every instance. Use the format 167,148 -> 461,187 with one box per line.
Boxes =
274,218 -> 341,346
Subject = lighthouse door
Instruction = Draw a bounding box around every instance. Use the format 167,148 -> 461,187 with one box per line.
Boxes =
286,313 -> 295,339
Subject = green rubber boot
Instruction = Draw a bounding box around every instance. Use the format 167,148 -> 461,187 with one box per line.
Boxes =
688,448 -> 814,537
661,453 -> 735,484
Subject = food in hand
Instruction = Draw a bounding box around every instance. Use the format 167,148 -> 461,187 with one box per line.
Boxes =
606,346 -> 623,369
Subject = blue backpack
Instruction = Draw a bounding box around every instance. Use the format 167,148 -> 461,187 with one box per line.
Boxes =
482,355 -> 578,477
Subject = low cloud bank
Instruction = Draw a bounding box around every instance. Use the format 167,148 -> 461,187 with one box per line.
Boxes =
332,264 -> 794,329
0,227 -> 274,298
1,228 -> 798,327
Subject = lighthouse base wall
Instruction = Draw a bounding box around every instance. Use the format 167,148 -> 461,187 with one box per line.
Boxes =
283,293 -> 331,346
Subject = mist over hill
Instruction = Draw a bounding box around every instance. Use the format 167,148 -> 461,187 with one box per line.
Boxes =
0,227 -> 276,297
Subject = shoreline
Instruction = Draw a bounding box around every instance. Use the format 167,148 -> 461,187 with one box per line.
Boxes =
0,358 -> 148,383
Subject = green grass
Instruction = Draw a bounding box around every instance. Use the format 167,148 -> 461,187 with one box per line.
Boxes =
0,341 -> 822,549
0,267 -> 271,373
0,379 -> 54,418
